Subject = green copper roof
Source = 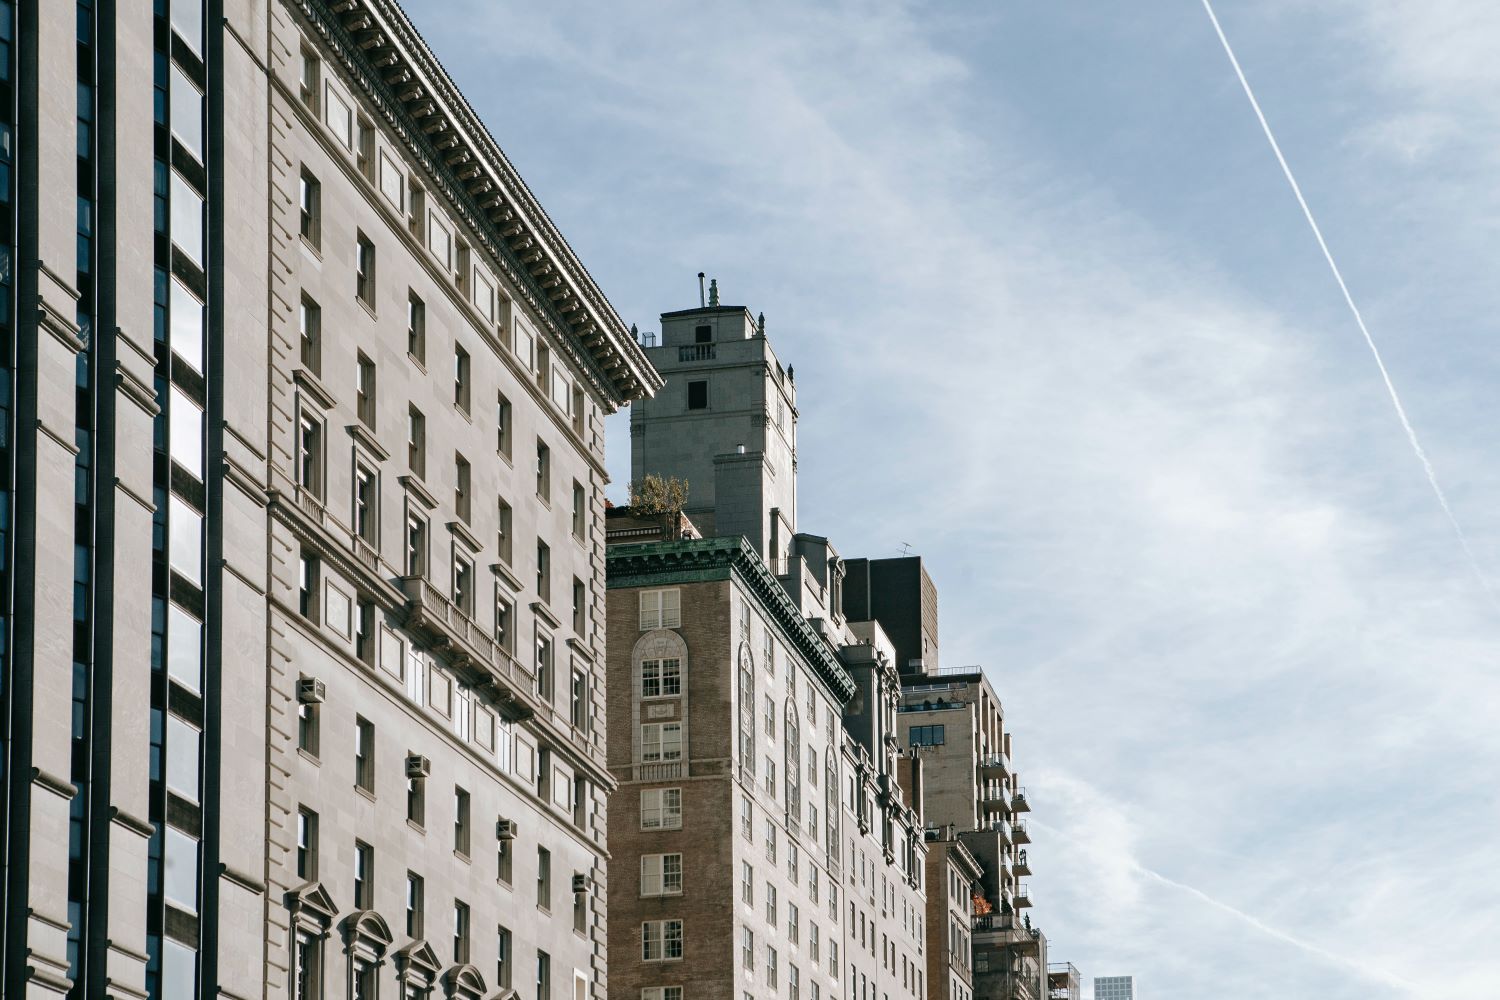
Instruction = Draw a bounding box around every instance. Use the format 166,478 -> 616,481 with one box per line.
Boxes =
607,536 -> 856,704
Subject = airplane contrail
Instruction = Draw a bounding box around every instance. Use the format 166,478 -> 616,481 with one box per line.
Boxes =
1200,0 -> 1497,607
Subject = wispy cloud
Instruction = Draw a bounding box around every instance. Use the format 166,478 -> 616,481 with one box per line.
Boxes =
413,2 -> 1500,996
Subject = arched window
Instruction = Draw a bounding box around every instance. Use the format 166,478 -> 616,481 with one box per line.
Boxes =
783,701 -> 801,829
738,647 -> 755,779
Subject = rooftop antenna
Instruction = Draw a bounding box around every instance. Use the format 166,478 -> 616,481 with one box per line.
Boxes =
697,272 -> 706,308
899,542 -> 913,557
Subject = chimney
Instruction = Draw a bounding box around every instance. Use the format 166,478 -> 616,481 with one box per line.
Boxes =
697,272 -> 705,307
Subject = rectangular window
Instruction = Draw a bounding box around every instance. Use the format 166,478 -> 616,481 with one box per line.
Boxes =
741,861 -> 753,905
766,883 -> 777,926
298,551 -> 320,622
535,629 -> 554,703
296,807 -> 318,880
406,872 -> 424,937
536,952 -> 550,1000
456,454 -> 472,523
638,589 -> 682,630
356,232 -> 376,307
496,926 -> 512,988
453,899 -> 470,963
494,591 -> 514,652
909,725 -> 945,747
741,794 -> 752,840
455,787 -> 471,857
299,47 -> 320,110
642,989 -> 683,1000
642,920 -> 683,962
356,352 -> 376,427
356,115 -> 374,179
640,854 -> 683,897
686,380 -> 708,410
408,290 -> 426,362
571,578 -> 586,635
405,509 -> 428,578
640,788 -> 682,830
497,392 -> 513,457
407,773 -> 425,827
355,597 -> 375,665
742,928 -> 755,971
571,481 -> 586,539
297,412 -> 323,499
497,498 -> 513,564
535,441 -> 550,501
498,839 -> 513,885
536,540 -> 550,603
354,840 -> 373,909
407,405 -> 425,478
765,819 -> 777,864
455,344 -> 471,412
354,463 -> 378,545
766,946 -> 777,988
640,659 -> 681,698
640,723 -> 682,763
537,847 -> 551,910
355,716 -> 375,793
789,903 -> 800,944
570,668 -> 588,732
298,167 -> 320,247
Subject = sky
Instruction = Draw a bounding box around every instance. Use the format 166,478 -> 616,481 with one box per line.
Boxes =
409,2 -> 1500,997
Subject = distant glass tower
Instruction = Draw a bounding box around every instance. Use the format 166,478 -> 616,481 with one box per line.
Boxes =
1095,975 -> 1136,999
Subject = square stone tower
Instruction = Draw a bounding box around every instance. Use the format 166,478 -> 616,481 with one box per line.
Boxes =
629,287 -> 799,564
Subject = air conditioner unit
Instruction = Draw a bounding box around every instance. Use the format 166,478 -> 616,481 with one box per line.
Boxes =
571,873 -> 591,893
296,677 -> 326,704
496,818 -> 518,841
405,754 -> 431,778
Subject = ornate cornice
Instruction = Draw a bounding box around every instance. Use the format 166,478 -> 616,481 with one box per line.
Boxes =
296,0 -> 663,409
606,537 -> 857,704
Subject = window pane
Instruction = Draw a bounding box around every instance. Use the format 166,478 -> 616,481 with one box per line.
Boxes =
165,715 -> 201,802
167,604 -> 202,693
169,171 -> 203,267
168,497 -> 202,587
164,827 -> 199,911
169,386 -> 203,478
162,939 -> 197,1000
169,0 -> 203,54
169,277 -> 203,371
169,64 -> 203,161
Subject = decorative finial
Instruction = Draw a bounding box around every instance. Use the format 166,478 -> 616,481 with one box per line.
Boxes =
758,312 -> 765,336
788,365 -> 795,382
708,278 -> 719,307
630,322 -> 639,342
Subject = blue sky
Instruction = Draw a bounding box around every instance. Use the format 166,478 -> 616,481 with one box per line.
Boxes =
411,2 -> 1500,996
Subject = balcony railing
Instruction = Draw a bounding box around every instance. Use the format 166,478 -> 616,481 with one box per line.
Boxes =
1011,786 -> 1030,813
1014,884 -> 1032,907
979,752 -> 1010,776
1013,850 -> 1031,876
633,761 -> 685,781
397,575 -> 538,720
1012,820 -> 1030,844
678,343 -> 716,362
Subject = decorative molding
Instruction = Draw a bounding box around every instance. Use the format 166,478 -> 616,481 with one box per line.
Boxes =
530,600 -> 560,631
490,561 -> 521,593
447,519 -> 481,553
114,363 -> 161,416
293,367 -> 338,410
294,0 -> 663,408
400,473 -> 438,510
607,537 -> 857,704
347,421 -> 390,462
31,766 -> 77,800
109,806 -> 156,839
